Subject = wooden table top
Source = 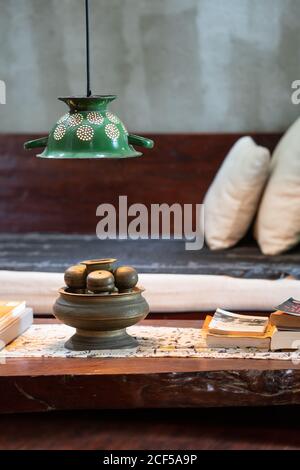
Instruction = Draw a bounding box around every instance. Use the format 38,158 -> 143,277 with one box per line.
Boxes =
2,319 -> 300,377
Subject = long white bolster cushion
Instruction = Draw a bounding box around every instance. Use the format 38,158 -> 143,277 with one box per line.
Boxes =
1,270 -> 299,313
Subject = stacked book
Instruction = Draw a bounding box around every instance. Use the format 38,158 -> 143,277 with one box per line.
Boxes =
203,308 -> 274,350
203,298 -> 300,351
270,298 -> 300,351
0,301 -> 33,350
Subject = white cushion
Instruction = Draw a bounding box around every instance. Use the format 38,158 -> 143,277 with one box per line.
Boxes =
1,270 -> 300,313
254,118 -> 300,255
204,136 -> 270,250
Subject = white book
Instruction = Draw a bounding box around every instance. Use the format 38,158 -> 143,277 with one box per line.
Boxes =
208,308 -> 269,336
0,300 -> 26,330
0,308 -> 33,350
271,328 -> 300,351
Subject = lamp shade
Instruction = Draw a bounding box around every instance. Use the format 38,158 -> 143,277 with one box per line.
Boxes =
24,95 -> 154,159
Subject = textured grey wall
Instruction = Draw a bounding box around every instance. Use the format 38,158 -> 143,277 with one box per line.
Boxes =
0,0 -> 300,133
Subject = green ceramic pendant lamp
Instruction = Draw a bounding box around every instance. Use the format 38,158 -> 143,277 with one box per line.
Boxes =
24,0 -> 154,159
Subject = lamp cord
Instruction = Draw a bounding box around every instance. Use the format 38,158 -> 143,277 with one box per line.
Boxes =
85,0 -> 92,97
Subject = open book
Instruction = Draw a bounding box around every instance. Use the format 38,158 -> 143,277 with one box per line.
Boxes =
208,308 -> 269,336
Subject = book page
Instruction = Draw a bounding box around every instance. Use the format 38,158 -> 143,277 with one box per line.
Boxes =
209,308 -> 269,334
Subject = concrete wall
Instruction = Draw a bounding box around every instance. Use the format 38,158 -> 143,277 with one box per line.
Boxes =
0,0 -> 300,133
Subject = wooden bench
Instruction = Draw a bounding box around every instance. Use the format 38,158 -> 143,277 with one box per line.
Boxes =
1,132 -> 299,280
1,132 -> 299,418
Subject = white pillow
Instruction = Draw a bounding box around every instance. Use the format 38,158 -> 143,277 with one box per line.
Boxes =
254,118 -> 300,255
204,136 -> 270,250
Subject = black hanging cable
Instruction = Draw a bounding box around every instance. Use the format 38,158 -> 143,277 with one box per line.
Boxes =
85,0 -> 92,96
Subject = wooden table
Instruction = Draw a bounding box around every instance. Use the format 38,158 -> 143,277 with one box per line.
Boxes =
1,319 -> 300,414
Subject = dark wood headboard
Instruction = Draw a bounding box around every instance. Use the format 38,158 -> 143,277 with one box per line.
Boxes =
0,133 -> 280,233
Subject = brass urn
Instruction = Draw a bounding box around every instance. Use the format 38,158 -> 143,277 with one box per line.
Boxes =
53,258 -> 149,350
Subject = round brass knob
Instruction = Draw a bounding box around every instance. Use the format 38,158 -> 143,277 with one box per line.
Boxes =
64,265 -> 87,289
114,266 -> 138,293
87,270 -> 115,294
